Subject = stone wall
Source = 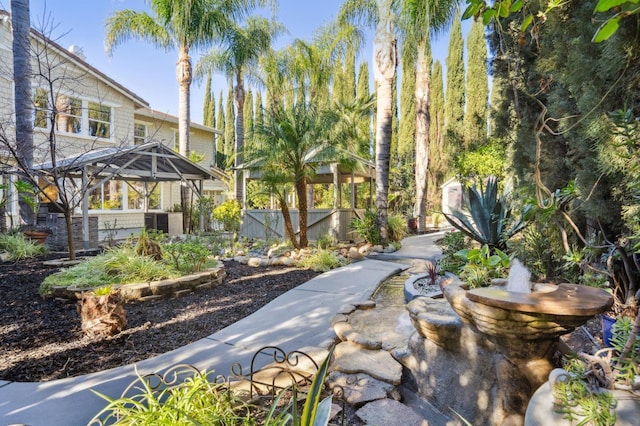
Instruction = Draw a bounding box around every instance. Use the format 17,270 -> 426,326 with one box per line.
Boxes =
45,214 -> 99,251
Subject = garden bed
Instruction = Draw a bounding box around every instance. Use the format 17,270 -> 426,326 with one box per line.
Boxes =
0,254 -> 321,382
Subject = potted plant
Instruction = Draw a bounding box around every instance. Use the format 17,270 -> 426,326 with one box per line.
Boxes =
547,314 -> 640,425
14,180 -> 51,244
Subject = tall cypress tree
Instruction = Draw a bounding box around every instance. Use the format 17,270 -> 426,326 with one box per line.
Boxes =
202,72 -> 214,127
254,90 -> 264,134
356,62 -> 372,158
399,38 -> 417,160
225,81 -> 235,164
444,11 -> 465,153
344,46 -> 357,103
428,60 -> 445,211
216,91 -> 226,168
332,56 -> 345,104
463,20 -> 489,148
244,89 -> 254,149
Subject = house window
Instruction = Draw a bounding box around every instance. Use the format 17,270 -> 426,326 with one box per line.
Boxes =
88,101 -> 111,138
56,95 -> 82,134
173,131 -> 179,150
88,180 -> 122,210
34,88 -> 49,129
134,123 -> 147,145
127,181 -> 161,210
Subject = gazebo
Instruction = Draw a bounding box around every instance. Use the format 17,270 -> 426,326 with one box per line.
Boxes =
25,142 -> 224,250
239,155 -> 376,242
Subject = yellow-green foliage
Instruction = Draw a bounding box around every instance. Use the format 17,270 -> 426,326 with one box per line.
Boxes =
40,246 -> 181,297
296,250 -> 348,272
0,233 -> 47,260
213,199 -> 242,232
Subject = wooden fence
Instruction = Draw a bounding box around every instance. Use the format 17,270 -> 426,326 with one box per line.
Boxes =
240,208 -> 365,242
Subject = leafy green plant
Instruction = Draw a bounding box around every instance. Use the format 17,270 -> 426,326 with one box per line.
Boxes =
213,199 -> 242,233
443,176 -> 528,252
91,285 -> 115,296
40,246 -> 181,297
296,249 -> 348,272
455,244 -> 511,288
162,238 -> 215,273
350,209 -> 380,245
315,232 -> 334,250
0,232 -> 47,260
552,316 -> 640,426
387,214 -> 407,243
436,231 -> 473,274
90,368 -> 255,425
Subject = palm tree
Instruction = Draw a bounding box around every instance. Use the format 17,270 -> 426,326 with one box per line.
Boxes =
194,16 -> 282,206
249,103 -> 334,248
104,0 -> 268,230
11,0 -> 35,226
399,0 -> 458,233
338,0 -> 396,245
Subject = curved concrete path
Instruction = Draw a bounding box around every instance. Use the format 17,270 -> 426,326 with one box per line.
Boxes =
1,257 -> 411,425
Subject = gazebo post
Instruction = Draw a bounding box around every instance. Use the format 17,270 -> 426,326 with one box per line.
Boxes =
82,167 -> 89,250
350,171 -> 356,210
331,163 -> 340,241
198,179 -> 204,232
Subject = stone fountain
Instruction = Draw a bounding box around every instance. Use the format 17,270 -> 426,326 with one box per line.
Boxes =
402,260 -> 613,425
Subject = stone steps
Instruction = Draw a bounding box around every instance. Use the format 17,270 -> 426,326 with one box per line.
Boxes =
328,299 -> 446,425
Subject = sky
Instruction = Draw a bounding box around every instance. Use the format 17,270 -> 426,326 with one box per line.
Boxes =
4,0 -> 469,124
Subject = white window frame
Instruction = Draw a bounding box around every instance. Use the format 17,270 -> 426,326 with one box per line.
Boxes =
31,89 -> 115,141
134,122 -> 147,145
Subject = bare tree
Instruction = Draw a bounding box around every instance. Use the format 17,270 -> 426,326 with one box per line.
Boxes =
0,14 -> 136,259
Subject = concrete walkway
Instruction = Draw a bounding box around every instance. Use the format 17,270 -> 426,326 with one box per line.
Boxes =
1,255 -> 414,425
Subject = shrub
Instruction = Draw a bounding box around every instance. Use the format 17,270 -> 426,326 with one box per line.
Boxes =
316,232 -> 334,250
297,249 -> 348,272
162,238 -> 216,273
455,245 -> 511,288
0,233 -> 47,260
213,199 -> 242,232
436,231 -> 473,273
387,214 -> 408,243
90,368 -> 255,426
40,246 -> 181,297
350,209 -> 380,245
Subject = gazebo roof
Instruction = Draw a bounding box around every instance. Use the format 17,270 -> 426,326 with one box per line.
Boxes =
31,142 -> 226,183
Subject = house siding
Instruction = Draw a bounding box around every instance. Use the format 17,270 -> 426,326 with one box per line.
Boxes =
0,13 -> 228,245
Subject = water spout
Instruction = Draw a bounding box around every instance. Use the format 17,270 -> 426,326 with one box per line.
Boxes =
506,258 -> 532,293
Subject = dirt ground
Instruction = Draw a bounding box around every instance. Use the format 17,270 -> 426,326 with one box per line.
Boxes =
0,254 -> 320,382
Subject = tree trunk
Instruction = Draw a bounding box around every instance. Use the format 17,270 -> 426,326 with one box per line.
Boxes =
414,39 -> 431,233
295,177 -> 308,248
176,46 -> 192,232
64,210 -> 76,260
373,0 -> 397,246
11,0 -> 35,227
78,291 -> 126,338
279,194 -> 299,249
234,71 -> 245,206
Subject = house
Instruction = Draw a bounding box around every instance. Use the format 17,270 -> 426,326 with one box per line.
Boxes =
0,10 -> 227,247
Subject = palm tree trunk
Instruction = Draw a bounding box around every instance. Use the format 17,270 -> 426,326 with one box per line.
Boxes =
414,39 -> 430,233
177,47 -> 192,232
373,0 -> 397,246
279,194 -> 299,249
295,177 -> 308,248
11,0 -> 35,227
234,71 -> 245,206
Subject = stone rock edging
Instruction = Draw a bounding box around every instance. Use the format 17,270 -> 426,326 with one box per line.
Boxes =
49,266 -> 226,302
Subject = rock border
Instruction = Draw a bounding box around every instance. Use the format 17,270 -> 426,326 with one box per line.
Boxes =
49,266 -> 226,302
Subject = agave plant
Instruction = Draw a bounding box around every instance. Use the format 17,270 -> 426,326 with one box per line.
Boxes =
443,176 -> 528,252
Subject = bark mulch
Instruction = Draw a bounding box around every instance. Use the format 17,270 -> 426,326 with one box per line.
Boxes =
0,254 -> 321,382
